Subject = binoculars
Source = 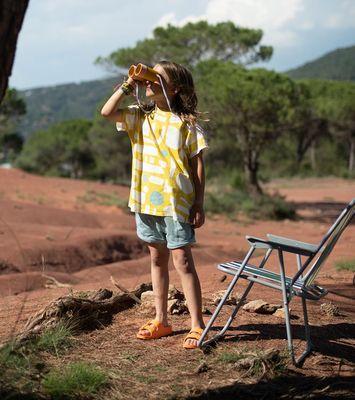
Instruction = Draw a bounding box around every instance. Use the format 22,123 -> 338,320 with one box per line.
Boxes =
128,63 -> 159,83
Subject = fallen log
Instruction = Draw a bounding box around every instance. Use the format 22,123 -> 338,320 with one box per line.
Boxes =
15,283 -> 152,344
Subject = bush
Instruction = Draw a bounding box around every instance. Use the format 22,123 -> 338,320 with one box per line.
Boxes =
42,362 -> 108,399
205,189 -> 296,220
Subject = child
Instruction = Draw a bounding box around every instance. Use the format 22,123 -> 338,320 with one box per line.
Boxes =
101,61 -> 208,349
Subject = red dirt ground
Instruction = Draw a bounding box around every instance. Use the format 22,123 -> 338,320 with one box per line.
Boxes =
0,168 -> 354,381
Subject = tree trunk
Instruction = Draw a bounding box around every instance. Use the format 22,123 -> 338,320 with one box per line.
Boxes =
0,0 -> 29,103
348,136 -> 354,173
310,141 -> 317,171
244,149 -> 262,196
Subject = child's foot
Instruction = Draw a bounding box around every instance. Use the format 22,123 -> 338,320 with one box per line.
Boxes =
137,319 -> 172,340
183,327 -> 204,349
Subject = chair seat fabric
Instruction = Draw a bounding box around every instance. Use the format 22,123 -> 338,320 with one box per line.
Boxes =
218,261 -> 326,299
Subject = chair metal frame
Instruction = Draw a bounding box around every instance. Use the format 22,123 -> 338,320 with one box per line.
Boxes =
198,199 -> 354,366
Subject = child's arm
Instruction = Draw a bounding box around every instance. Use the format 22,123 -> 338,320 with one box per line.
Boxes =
189,151 -> 205,228
101,77 -> 136,122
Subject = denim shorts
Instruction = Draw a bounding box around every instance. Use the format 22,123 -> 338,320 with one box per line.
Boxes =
135,213 -> 195,249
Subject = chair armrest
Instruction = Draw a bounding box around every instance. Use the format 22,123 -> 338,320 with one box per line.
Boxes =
246,235 -> 317,256
267,234 -> 318,256
246,236 -> 272,249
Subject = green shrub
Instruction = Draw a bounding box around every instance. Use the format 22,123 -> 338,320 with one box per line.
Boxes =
246,194 -> 296,220
205,190 -> 296,220
42,361 -> 108,399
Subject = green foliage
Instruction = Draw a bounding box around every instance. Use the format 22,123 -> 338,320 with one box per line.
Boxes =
16,119 -> 94,178
302,79 -> 355,173
87,111 -> 132,183
243,194 -> 296,220
0,89 -> 26,162
35,321 -> 74,354
205,186 -> 295,220
196,60 -> 301,192
0,88 -> 26,122
287,45 -> 355,81
0,340 -> 43,398
334,259 -> 355,272
0,323 -> 106,399
42,361 -> 108,399
96,20 -> 272,71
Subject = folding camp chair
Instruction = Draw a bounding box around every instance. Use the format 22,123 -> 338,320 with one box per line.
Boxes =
198,199 -> 355,366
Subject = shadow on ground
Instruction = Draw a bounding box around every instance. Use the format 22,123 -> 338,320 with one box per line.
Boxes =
188,375 -> 354,400
216,322 -> 355,364
295,201 -> 354,224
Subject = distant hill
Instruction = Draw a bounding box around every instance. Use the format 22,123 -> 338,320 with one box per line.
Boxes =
286,45 -> 355,81
18,76 -> 120,137
16,45 -> 354,137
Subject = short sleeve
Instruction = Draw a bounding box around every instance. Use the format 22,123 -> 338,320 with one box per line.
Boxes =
185,123 -> 209,158
115,105 -> 143,141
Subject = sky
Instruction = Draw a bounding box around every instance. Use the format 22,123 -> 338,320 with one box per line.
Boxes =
9,0 -> 355,90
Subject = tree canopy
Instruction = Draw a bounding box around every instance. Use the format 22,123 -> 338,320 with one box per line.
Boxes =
96,21 -> 272,71
195,60 -> 301,193
304,79 -> 355,171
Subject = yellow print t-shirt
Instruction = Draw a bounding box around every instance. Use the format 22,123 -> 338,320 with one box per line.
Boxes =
116,105 -> 208,222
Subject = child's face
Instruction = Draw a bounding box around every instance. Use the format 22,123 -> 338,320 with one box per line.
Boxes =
145,64 -> 176,102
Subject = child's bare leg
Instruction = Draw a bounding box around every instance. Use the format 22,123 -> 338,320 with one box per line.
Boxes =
171,245 -> 205,346
138,243 -> 170,337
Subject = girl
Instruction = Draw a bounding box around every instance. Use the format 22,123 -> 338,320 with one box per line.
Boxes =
101,61 -> 208,349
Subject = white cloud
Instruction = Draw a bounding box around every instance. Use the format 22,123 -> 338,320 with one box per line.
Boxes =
264,30 -> 299,47
155,0 -> 304,47
155,12 -> 204,29
205,0 -> 304,30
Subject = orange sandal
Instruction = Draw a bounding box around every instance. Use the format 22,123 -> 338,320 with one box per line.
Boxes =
183,327 -> 204,349
136,319 -> 173,340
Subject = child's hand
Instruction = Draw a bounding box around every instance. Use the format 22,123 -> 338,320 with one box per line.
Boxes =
189,204 -> 205,228
126,77 -> 136,87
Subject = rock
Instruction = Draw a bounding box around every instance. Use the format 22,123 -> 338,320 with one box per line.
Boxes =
320,302 -> 340,317
273,308 -> 285,318
139,286 -> 188,315
167,299 -> 178,313
169,299 -> 189,315
273,307 -> 299,320
219,274 -> 227,283
168,285 -> 185,301
202,306 -> 212,315
212,290 -> 240,306
243,299 -> 267,313
243,300 -> 282,314
261,303 -> 282,314
141,291 -> 155,303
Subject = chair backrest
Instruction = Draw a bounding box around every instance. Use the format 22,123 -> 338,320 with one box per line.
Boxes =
303,199 -> 355,286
